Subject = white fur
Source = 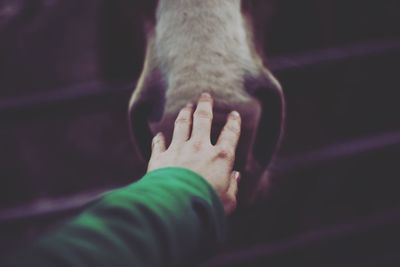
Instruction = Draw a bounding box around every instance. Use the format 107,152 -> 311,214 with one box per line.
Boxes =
154,0 -> 261,113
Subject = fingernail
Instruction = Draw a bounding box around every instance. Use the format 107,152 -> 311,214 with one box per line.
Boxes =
200,92 -> 211,99
185,103 -> 193,108
230,111 -> 240,119
153,132 -> 161,142
234,171 -> 241,182
152,134 -> 158,146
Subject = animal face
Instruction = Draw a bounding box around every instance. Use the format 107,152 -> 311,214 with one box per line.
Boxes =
129,0 -> 285,202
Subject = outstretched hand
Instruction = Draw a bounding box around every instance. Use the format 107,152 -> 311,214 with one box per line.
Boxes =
147,93 -> 241,214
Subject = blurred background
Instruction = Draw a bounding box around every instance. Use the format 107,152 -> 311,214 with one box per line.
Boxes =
0,0 -> 399,266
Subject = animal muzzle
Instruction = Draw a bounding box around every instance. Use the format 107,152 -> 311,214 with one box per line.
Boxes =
128,73 -> 285,202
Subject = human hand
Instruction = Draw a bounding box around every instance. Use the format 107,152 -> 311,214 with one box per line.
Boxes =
147,93 -> 241,214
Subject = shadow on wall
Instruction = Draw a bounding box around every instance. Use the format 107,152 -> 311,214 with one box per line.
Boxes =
0,0 -> 150,97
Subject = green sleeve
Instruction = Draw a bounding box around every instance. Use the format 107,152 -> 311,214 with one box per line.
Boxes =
7,167 -> 226,267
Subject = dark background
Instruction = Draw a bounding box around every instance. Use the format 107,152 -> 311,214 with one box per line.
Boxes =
0,0 -> 399,265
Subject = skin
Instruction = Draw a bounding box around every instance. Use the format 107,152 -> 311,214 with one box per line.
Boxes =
147,93 -> 241,214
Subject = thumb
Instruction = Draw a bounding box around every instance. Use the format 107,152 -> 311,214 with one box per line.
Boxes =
228,171 -> 240,197
225,171 -> 240,214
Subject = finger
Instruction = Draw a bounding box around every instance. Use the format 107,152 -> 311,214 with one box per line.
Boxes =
228,171 -> 240,198
225,171 -> 240,214
151,132 -> 166,156
216,111 -> 241,151
171,103 -> 193,146
191,93 -> 213,142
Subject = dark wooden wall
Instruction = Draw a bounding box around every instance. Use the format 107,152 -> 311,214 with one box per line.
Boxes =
0,0 -> 399,265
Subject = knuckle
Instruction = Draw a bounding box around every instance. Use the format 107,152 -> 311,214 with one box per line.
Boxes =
175,117 -> 190,125
217,147 -> 234,161
225,124 -> 240,135
175,109 -> 191,123
191,140 -> 204,152
194,110 -> 213,120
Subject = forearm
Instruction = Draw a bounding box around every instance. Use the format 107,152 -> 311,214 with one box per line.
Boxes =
7,168 -> 225,267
